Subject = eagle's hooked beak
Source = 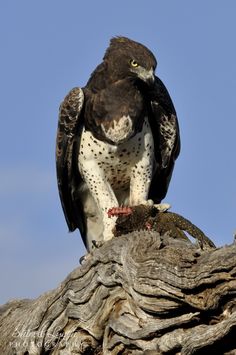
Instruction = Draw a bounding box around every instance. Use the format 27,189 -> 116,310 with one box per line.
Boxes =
136,67 -> 155,85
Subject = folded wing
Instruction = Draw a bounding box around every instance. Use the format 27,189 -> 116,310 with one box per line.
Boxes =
56,87 -> 85,234
148,76 -> 181,203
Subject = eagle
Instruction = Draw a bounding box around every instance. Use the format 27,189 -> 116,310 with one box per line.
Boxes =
56,37 -> 180,251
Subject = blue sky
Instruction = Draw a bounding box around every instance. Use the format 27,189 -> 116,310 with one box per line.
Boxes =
0,0 -> 235,304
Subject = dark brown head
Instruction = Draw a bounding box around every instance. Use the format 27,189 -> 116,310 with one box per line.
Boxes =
103,36 -> 157,85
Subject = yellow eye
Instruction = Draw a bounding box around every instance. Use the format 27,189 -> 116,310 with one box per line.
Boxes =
130,59 -> 139,67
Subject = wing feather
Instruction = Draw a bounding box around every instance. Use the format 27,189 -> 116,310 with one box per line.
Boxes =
56,87 -> 85,233
148,76 -> 180,202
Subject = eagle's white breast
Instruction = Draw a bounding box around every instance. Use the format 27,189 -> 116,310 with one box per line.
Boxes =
78,117 -> 154,192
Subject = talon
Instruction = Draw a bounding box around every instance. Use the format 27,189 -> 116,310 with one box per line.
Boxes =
80,254 -> 90,264
146,199 -> 154,206
154,203 -> 171,212
108,206 -> 133,218
92,240 -> 104,248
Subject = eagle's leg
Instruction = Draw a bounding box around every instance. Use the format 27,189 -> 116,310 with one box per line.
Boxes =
129,165 -> 170,212
129,156 -> 153,206
80,161 -> 119,243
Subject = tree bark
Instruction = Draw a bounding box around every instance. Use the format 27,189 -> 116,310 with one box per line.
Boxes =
1,210 -> 236,354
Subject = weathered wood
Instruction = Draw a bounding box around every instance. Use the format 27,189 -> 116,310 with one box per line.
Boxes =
0,208 -> 236,354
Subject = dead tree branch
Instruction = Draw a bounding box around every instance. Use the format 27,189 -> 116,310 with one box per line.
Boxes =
1,208 -> 236,354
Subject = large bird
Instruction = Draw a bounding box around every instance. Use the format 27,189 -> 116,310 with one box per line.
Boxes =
56,37 -> 180,251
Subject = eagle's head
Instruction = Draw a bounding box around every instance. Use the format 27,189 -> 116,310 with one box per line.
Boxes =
104,36 -> 157,85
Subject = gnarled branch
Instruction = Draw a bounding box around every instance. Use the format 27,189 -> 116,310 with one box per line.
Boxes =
0,208 -> 236,354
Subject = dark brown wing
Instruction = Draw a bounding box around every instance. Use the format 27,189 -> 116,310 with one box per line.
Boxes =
148,76 -> 181,203
56,87 -> 85,234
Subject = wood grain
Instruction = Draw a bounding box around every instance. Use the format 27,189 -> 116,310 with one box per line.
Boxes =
0,208 -> 235,354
